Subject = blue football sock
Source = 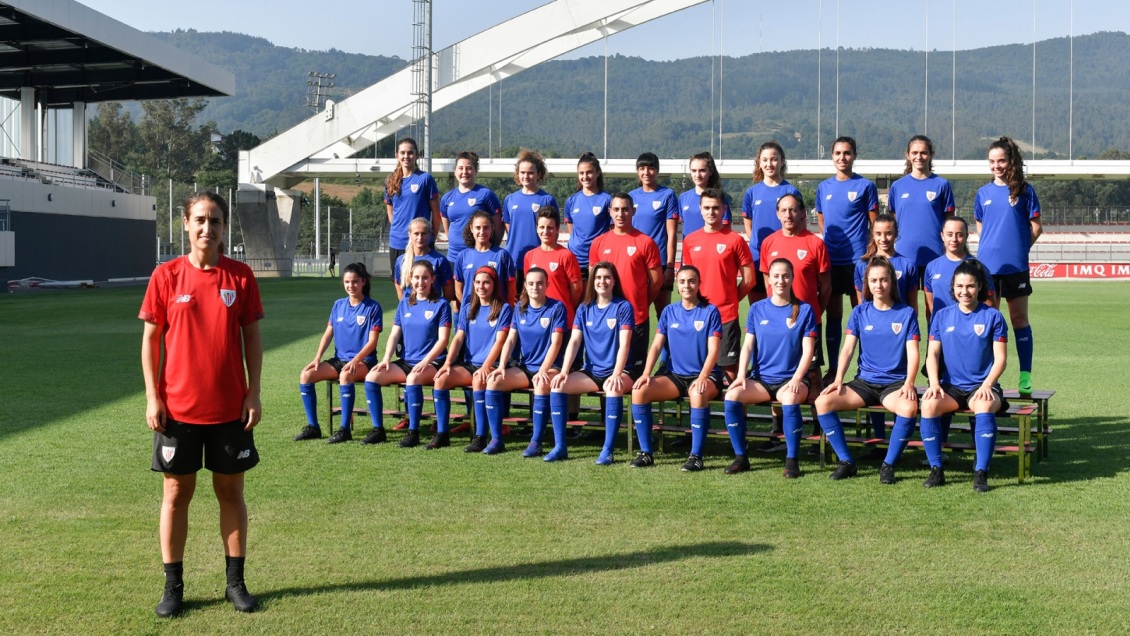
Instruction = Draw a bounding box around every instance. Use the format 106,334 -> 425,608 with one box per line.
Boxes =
405,384 -> 424,431
550,392 -> 568,451
825,316 -> 842,373
690,407 -> 710,456
603,395 -> 623,453
782,404 -> 804,459
364,381 -> 384,429
870,411 -> 887,440
724,400 -> 748,455
940,414 -> 952,443
631,403 -> 653,454
485,390 -> 504,440
339,383 -> 356,430
974,413 -> 997,472
883,415 -> 916,465
817,411 -> 853,463
1014,325 -> 1034,373
299,383 -> 318,427
433,388 -> 451,434
531,394 -> 550,443
473,390 -> 487,437
919,416 -> 944,467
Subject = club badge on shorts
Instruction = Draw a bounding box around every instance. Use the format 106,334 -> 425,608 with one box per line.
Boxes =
220,289 -> 236,307
162,446 -> 176,462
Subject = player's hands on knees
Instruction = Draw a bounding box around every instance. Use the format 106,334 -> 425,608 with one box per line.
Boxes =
473,367 -> 490,386
784,379 -> 802,395
550,373 -> 568,391
632,375 -> 651,392
146,396 -> 167,433
413,361 -> 431,376
923,385 -> 944,401
690,378 -> 708,395
604,375 -> 626,395
374,361 -> 389,373
303,359 -> 319,373
242,394 -> 262,430
898,383 -> 917,401
820,381 -> 843,396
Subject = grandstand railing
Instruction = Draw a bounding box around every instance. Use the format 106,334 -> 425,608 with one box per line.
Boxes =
88,150 -> 150,196
0,198 -> 10,231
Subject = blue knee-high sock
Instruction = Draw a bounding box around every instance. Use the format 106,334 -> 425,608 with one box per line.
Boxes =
405,384 -> 424,431
473,390 -> 488,437
485,390 -> 504,440
364,381 -> 384,429
550,392 -> 568,451
603,395 -> 623,453
974,413 -> 997,472
433,388 -> 451,434
531,394 -> 550,443
1014,325 -> 1034,373
817,412 -> 853,462
883,415 -> 916,465
869,411 -> 887,440
940,414 -> 952,443
724,400 -> 748,455
631,403 -> 654,454
339,383 -> 356,430
919,416 -> 944,467
782,404 -> 804,459
299,383 -> 318,427
690,407 -> 710,456
825,317 -> 843,372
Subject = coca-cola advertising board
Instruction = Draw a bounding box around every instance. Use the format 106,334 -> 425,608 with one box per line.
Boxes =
1029,263 -> 1130,279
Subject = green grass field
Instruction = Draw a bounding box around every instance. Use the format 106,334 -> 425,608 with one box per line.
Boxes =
2,279 -> 1129,634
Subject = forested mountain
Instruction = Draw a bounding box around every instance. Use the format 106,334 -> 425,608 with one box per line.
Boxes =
150,29 -> 1130,161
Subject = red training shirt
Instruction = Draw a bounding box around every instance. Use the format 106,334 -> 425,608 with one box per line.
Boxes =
589,229 -> 661,325
759,229 -> 830,325
680,227 -> 753,323
524,245 -> 582,327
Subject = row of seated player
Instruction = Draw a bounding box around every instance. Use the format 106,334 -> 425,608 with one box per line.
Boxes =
294,250 -> 1019,492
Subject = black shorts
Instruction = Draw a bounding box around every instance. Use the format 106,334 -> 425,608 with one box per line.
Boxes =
749,272 -> 767,296
845,378 -> 912,407
389,247 -> 405,278
564,329 -> 583,372
324,357 -> 374,373
629,320 -> 650,376
511,362 -> 559,384
752,376 -> 812,402
151,419 -> 259,475
813,325 -> 826,368
393,358 -> 444,374
942,383 -> 1008,413
663,372 -> 725,399
992,271 -> 1034,300
830,264 -> 856,297
717,320 -> 741,368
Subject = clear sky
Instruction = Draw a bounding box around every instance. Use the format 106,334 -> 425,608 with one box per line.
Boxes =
77,0 -> 1130,62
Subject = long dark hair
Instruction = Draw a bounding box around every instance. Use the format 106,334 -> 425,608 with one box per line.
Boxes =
576,152 -> 605,192
767,257 -> 802,324
674,264 -> 710,307
950,259 -> 992,304
689,151 -> 721,190
584,261 -> 626,305
861,212 -> 898,261
753,141 -> 788,183
468,266 -> 505,323
861,256 -> 902,304
385,137 -> 419,197
519,266 -> 548,314
989,136 -> 1027,201
343,262 -> 372,298
903,134 -> 935,175
405,259 -> 440,306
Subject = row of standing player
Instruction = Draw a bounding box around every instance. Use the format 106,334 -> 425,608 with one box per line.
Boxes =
298,180 -> 1014,492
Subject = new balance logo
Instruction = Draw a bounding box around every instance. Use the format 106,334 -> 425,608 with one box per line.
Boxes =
175,295 -> 192,303
236,449 -> 251,459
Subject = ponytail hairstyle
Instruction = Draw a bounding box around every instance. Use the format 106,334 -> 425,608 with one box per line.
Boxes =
400,217 -> 433,290
862,256 -> 901,304
406,259 -> 440,306
518,266 -> 548,314
768,257 -> 802,325
753,141 -> 788,183
584,261 -> 626,305
576,152 -> 605,192
674,264 -> 710,307
689,151 -> 722,190
463,209 -> 494,248
988,136 -> 1028,201
861,212 -> 899,261
903,134 -> 936,175
514,148 -> 548,187
343,262 -> 372,298
468,266 -> 505,323
950,258 -> 992,304
385,137 -> 420,198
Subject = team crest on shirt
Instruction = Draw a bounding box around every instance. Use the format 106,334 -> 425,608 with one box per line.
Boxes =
716,244 -> 725,254
540,317 -> 550,329
531,203 -> 541,212
926,191 -> 937,201
891,322 -> 903,334
549,262 -> 559,272
592,206 -> 602,215
606,318 -> 617,329
895,270 -> 904,280
627,246 -> 637,256
694,320 -> 705,332
410,184 -> 420,194
220,289 -> 236,307
797,249 -> 808,259
786,318 -> 797,329
468,198 -> 477,205
356,316 -> 366,326
488,319 -> 497,327
162,446 -> 175,462
974,324 -> 986,336
652,200 -> 662,211
424,310 -> 434,319
847,191 -> 858,202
